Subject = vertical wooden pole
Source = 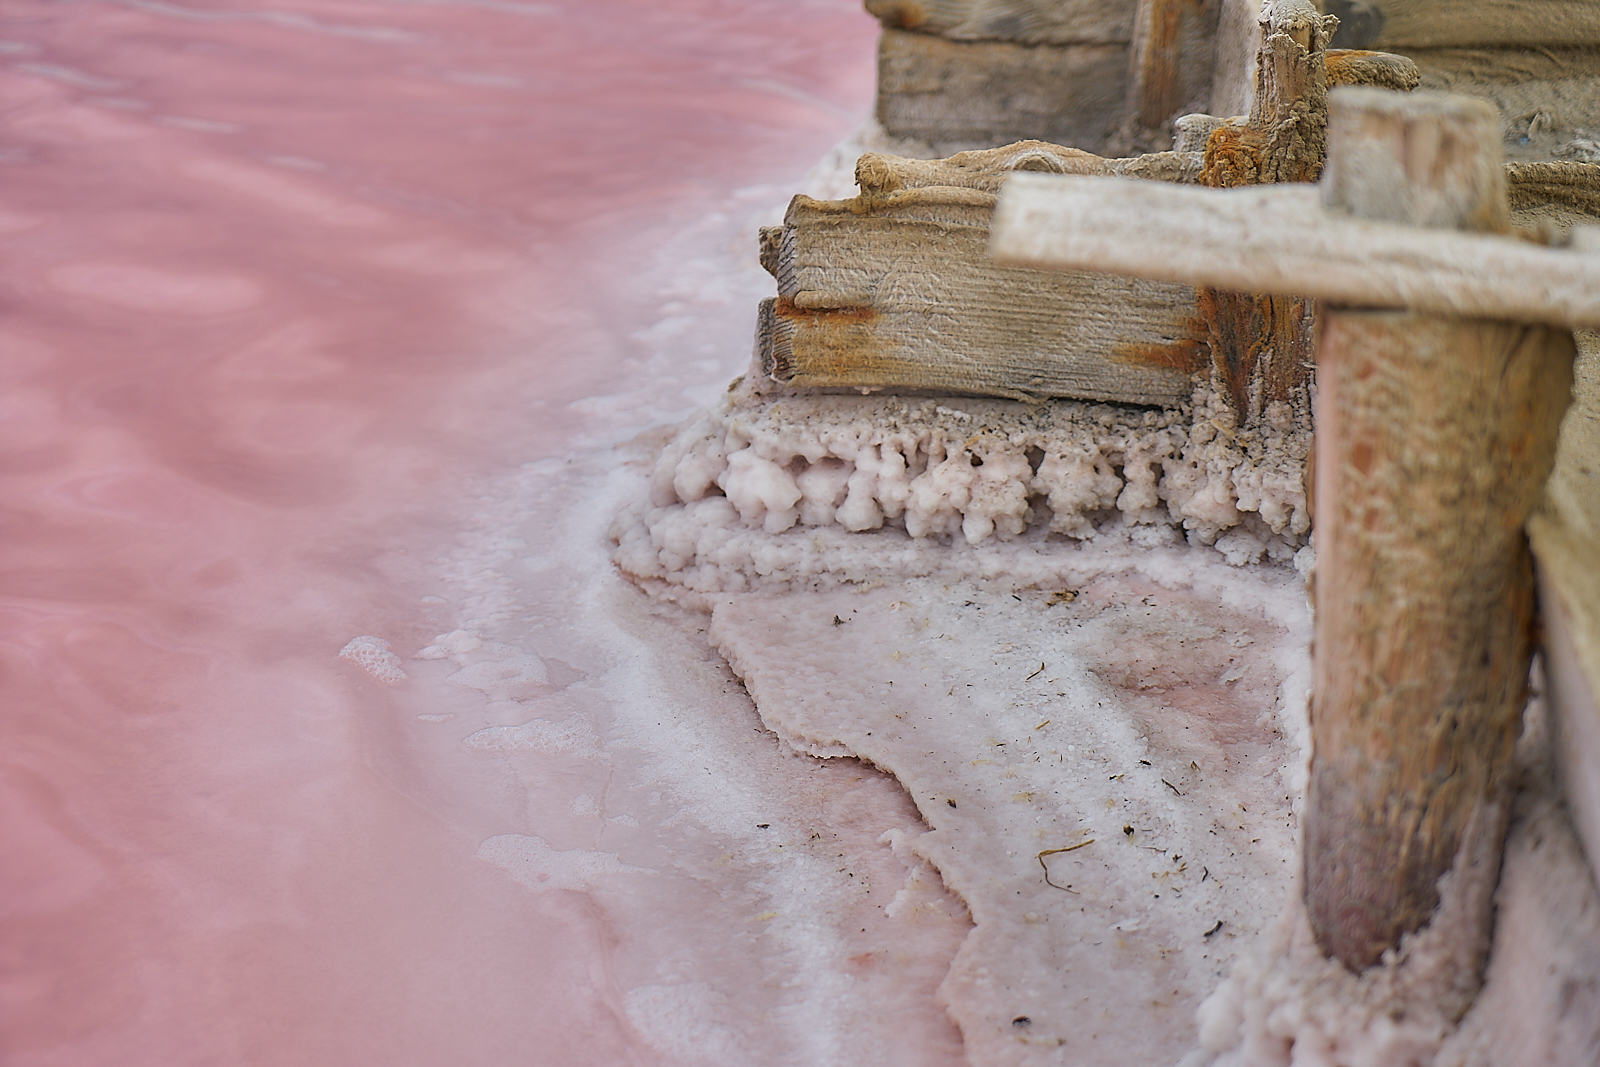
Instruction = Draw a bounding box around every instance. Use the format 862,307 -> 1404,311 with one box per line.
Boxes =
1127,0 -> 1221,147
1304,88 -> 1575,972
1198,0 -> 1339,423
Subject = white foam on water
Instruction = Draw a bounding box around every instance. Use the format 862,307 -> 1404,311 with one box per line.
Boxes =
476,833 -> 653,892
338,635 -> 407,683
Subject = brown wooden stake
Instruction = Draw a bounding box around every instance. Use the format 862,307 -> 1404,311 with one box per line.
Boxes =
1199,0 -> 1340,424
1304,89 -> 1575,972
1125,0 -> 1221,150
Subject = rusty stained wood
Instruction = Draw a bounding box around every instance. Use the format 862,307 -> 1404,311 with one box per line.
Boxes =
1194,0 -> 1344,420
990,173 -> 1600,328
1124,0 -> 1223,147
758,188 -> 1204,405
1186,4 -> 1420,422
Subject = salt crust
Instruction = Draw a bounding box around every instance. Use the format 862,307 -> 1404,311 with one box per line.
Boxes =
614,379 -> 1311,601
1197,800 -> 1506,1067
708,557 -> 1314,1067
1200,693 -> 1600,1067
1437,777 -> 1600,1067
603,119 -> 1597,1067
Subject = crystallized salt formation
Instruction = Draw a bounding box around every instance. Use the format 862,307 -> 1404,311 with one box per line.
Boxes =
614,376 -> 1311,599
609,348 -> 1322,1065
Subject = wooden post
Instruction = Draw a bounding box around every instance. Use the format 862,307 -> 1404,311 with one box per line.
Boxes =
1198,0 -> 1339,424
991,86 -> 1587,978
1124,0 -> 1221,151
1303,89 -> 1574,971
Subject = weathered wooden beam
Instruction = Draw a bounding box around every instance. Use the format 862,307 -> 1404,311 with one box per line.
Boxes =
1201,0 -> 1339,187
759,187 -> 1203,404
1324,0 -> 1600,50
991,175 -> 1600,328
1190,0 -> 1394,423
864,0 -> 1137,46
874,28 -> 1131,154
1307,91 -> 1574,972
992,86 -> 1580,975
1528,332 -> 1600,889
1309,311 -> 1572,970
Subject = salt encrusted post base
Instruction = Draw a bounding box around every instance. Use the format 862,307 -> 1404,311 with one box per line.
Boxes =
1301,91 -> 1574,974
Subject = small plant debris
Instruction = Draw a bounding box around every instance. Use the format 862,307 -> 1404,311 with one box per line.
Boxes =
1037,839 -> 1094,891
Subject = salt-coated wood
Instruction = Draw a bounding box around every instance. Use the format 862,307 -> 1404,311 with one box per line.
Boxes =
1193,0 -> 1342,422
1321,88 -> 1508,233
759,188 -> 1202,404
1201,0 -> 1337,187
853,139 -> 1199,194
1305,87 -> 1575,975
990,172 -> 1600,328
1528,334 -> 1600,903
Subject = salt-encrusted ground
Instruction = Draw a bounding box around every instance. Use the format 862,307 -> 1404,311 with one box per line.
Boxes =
590,122 -> 1600,1067
710,558 -> 1312,1067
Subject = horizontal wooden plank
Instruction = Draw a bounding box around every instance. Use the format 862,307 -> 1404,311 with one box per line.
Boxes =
876,29 -> 1129,155
759,189 -> 1204,405
991,172 -> 1600,327
865,0 -> 1137,45
855,142 -> 1197,195
1330,0 -> 1600,49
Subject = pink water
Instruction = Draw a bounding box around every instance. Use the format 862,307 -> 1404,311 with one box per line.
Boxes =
0,5 -> 969,1064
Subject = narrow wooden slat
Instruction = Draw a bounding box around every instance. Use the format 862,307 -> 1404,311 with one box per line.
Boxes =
991,172 -> 1600,327
1328,0 -> 1600,50
865,0 -> 1137,46
875,29 -> 1129,154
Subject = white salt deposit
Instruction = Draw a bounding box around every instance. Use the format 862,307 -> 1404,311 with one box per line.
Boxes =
615,381 -> 1311,603
708,559 -> 1313,1067
416,120 -> 1600,1066
388,173 -> 972,1066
